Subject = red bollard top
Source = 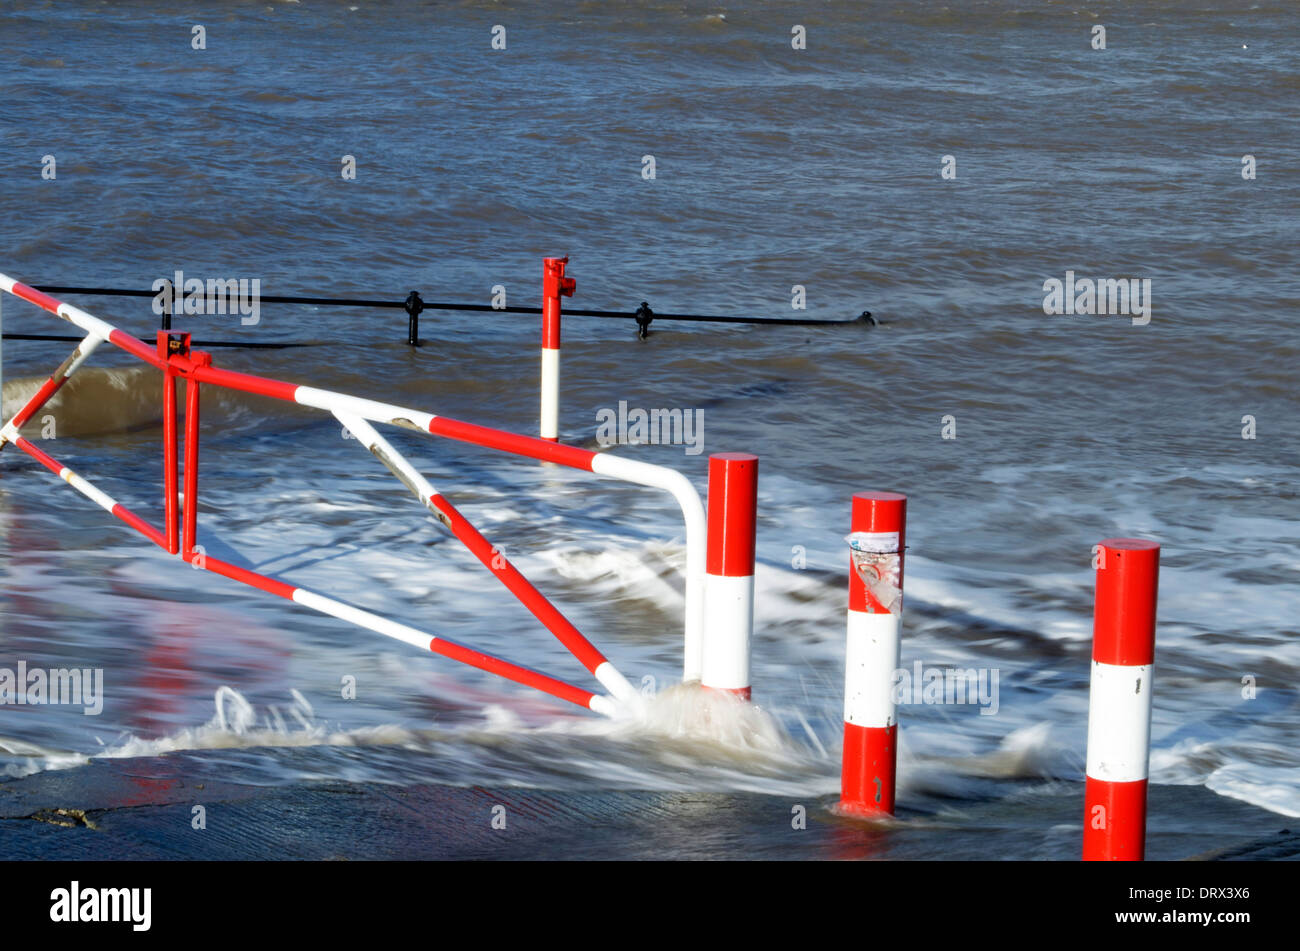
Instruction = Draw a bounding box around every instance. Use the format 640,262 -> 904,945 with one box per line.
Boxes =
542,257 -> 574,350
852,491 -> 906,534
156,330 -> 192,362
543,257 -> 575,300
1092,538 -> 1159,667
706,453 -> 758,577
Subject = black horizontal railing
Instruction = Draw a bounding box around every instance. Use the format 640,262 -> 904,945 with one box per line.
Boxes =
25,284 -> 874,347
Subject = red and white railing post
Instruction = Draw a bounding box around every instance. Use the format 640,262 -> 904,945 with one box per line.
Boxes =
540,256 -> 574,442
1083,538 -> 1160,861
701,452 -> 757,697
840,491 -> 906,817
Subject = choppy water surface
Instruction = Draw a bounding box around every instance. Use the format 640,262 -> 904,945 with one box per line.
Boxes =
0,1 -> 1297,854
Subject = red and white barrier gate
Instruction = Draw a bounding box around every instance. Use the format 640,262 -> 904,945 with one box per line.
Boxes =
0,269 -> 719,719
1083,538 -> 1160,861
840,491 -> 906,817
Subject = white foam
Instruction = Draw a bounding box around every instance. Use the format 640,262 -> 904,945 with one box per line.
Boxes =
95,686 -> 423,762
1206,763 -> 1300,818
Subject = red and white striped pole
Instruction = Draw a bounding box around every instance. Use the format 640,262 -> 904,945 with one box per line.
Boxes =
1083,538 -> 1159,861
540,256 -> 574,442
701,452 -> 757,697
840,491 -> 906,817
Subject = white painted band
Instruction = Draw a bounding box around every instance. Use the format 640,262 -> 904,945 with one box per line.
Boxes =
296,386 -> 435,432
61,467 -> 118,514
540,346 -> 559,440
292,588 -> 436,652
334,411 -> 441,507
588,694 -> 618,719
56,304 -> 117,342
1085,660 -> 1154,782
62,333 -> 107,379
593,660 -> 641,709
0,276 -> 113,358
844,609 -> 901,728
701,572 -> 753,690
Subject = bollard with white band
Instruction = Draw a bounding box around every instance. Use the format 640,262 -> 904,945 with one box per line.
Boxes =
700,452 -> 757,696
540,256 -> 574,442
840,491 -> 906,817
1083,537 -> 1159,861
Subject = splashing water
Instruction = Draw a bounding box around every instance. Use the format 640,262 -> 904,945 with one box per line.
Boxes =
99,686 -> 417,762
627,682 -> 790,754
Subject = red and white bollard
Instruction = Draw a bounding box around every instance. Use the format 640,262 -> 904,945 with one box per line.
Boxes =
840,491 -> 906,817
1083,538 -> 1160,861
540,256 -> 574,442
701,452 -> 757,698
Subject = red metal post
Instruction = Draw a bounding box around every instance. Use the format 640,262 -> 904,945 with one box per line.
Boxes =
157,331 -> 186,555
183,351 -> 210,556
